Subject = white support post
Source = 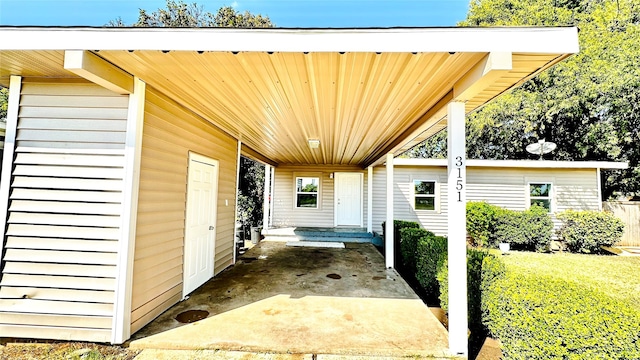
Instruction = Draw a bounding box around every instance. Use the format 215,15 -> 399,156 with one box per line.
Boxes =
269,168 -> 275,228
385,153 -> 394,269
113,77 -> 145,344
233,141 -> 242,264
447,101 -> 468,356
263,164 -> 271,229
367,166 -> 373,233
0,76 -> 22,261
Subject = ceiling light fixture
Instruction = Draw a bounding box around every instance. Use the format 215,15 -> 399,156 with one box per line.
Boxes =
308,139 -> 320,149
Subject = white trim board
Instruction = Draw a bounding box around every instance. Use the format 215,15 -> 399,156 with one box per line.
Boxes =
0,76 -> 22,262
112,77 -> 145,344
0,27 -> 579,54
392,158 -> 628,170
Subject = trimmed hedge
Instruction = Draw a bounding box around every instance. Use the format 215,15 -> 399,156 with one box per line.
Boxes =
466,201 -> 500,247
483,270 -> 640,359
383,220 -> 420,271
437,249 -> 506,334
494,205 -> 553,252
414,231 -> 447,297
557,210 -> 625,253
398,227 -> 433,274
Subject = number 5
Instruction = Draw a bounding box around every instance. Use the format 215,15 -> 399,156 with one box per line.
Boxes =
456,179 -> 463,190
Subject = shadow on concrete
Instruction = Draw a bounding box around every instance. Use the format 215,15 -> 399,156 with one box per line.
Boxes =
128,241 -> 452,358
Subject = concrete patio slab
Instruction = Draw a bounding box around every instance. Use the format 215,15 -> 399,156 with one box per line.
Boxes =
128,241 -> 452,358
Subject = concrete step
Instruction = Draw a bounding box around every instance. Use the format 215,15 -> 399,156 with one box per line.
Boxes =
264,227 -> 376,244
264,235 -> 373,243
295,231 -> 373,239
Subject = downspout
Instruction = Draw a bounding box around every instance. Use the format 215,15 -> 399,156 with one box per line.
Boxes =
597,167 -> 603,211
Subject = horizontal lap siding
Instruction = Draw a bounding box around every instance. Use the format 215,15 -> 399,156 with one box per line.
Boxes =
271,166 -> 367,228
553,170 -> 599,211
372,167 -> 448,235
0,79 -> 128,342
131,86 -> 237,334
372,167 -> 387,234
372,166 -> 600,237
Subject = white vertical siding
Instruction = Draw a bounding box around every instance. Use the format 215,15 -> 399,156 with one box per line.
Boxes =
271,166 -> 368,228
0,79 -> 128,342
372,165 -> 600,237
130,86 -> 238,334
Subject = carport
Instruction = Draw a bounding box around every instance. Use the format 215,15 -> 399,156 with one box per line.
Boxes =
128,240 -> 451,358
0,27 -> 579,355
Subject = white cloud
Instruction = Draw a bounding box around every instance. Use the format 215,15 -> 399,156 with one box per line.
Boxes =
231,1 -> 239,8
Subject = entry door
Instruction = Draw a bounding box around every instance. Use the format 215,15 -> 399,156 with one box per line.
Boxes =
183,153 -> 219,296
335,172 -> 363,226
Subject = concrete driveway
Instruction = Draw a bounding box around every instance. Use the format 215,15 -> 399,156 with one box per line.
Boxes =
128,241 -> 453,358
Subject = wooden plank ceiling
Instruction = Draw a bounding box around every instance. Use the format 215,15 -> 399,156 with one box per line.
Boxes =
0,49 -> 564,167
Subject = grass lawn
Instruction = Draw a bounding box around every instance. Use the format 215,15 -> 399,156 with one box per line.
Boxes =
500,251 -> 640,309
0,342 -> 139,360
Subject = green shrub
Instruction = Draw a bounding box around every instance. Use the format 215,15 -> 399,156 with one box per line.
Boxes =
494,205 -> 553,252
466,201 -> 500,247
556,210 -> 625,253
437,249 -> 505,356
414,233 -> 447,297
399,227 -> 435,275
482,270 -> 640,359
383,220 -> 420,271
437,250 -> 505,325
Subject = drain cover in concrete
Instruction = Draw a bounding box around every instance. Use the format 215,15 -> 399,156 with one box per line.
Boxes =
286,241 -> 345,248
175,310 -> 209,323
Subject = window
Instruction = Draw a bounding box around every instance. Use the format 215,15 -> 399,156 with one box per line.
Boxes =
529,183 -> 552,211
296,177 -> 319,208
414,180 -> 436,210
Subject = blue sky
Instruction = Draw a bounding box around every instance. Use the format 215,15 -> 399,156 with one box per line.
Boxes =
0,0 -> 470,27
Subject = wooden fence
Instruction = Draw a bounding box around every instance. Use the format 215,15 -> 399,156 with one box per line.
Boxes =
603,201 -> 640,247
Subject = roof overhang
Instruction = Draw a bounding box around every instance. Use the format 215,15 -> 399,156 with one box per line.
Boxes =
0,27 -> 579,168
393,158 -> 629,170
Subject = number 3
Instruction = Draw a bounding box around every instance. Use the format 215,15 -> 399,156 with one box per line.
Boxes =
455,156 -> 463,167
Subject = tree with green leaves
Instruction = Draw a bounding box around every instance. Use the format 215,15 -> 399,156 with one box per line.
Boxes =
408,0 -> 640,198
0,87 -> 8,121
108,0 -> 274,28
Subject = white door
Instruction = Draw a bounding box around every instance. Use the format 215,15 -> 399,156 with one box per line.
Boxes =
183,153 -> 218,296
335,172 -> 363,226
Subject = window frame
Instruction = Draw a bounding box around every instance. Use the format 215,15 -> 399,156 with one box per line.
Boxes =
412,179 -> 439,212
294,174 -> 321,210
527,181 -> 554,213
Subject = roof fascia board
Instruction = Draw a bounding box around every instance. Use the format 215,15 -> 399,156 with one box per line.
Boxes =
0,27 -> 579,54
391,158 -> 629,169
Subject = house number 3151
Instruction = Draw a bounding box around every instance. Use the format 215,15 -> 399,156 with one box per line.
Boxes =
455,156 -> 463,202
